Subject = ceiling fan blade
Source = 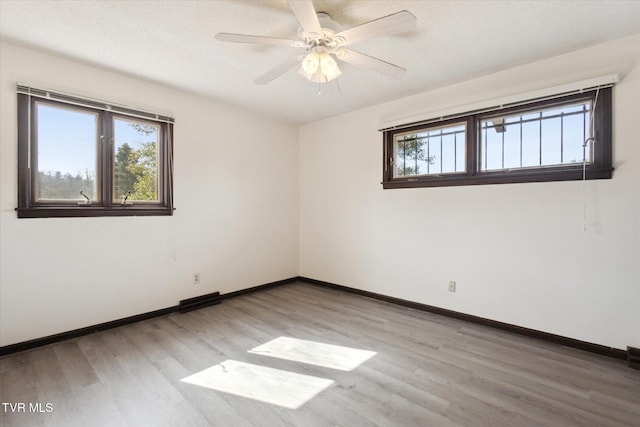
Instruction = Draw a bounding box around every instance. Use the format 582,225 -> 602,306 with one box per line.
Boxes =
255,57 -> 301,85
216,33 -> 301,47
336,49 -> 406,78
287,0 -> 321,35
333,10 -> 417,46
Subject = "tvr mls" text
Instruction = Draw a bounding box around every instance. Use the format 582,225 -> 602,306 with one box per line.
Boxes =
2,402 -> 54,413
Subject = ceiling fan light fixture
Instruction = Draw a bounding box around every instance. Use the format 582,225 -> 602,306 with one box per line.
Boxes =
216,2 -> 417,86
320,53 -> 341,80
298,51 -> 341,83
297,65 -> 323,83
301,51 -> 320,74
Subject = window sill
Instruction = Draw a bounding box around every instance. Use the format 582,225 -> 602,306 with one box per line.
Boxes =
16,206 -> 174,218
382,167 -> 613,189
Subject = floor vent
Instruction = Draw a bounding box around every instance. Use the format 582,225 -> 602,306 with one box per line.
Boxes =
179,291 -> 221,313
628,346 -> 640,369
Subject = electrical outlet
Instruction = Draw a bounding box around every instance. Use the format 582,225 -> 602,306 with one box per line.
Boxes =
193,273 -> 201,285
448,280 -> 456,292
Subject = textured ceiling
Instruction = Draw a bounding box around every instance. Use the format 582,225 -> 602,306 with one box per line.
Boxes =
1,0 -> 639,124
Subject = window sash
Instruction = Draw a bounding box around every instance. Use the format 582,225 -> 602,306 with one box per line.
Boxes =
393,122 -> 467,177
478,100 -> 592,171
33,101 -> 101,203
112,116 -> 162,204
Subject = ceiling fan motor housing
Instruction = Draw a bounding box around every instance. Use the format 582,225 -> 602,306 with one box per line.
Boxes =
297,12 -> 345,51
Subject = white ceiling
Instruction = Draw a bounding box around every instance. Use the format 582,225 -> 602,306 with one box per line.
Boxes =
1,1 -> 639,124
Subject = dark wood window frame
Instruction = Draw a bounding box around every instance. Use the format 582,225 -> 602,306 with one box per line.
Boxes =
17,88 -> 174,218
382,88 -> 612,189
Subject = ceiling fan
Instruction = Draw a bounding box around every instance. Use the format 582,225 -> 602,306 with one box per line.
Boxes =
215,0 -> 417,85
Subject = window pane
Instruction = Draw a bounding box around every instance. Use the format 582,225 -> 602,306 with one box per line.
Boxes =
483,122 -> 502,170
503,122 -> 520,169
393,123 -> 465,177
522,120 -> 540,167
481,101 -> 591,171
541,117 -> 561,165
113,118 -> 160,203
563,110 -> 589,164
36,103 -> 98,201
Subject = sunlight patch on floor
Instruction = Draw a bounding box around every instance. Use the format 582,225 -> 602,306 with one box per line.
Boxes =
180,359 -> 334,409
248,336 -> 377,371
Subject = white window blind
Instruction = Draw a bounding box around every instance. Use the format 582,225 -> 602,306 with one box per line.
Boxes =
379,74 -> 618,132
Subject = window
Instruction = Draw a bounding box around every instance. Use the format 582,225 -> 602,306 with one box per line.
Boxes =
17,86 -> 174,218
382,88 -> 612,189
394,122 -> 466,177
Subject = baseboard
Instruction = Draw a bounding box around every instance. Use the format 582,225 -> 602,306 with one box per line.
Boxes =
628,346 -> 640,369
297,276 -> 628,361
0,277 -> 300,357
1,275 -> 629,362
0,305 -> 180,357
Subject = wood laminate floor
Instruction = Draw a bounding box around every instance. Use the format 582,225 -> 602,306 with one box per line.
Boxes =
1,282 -> 639,426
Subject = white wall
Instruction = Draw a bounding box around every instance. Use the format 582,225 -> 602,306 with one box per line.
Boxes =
0,41 -> 299,346
299,35 -> 640,350
2,35 -> 638,351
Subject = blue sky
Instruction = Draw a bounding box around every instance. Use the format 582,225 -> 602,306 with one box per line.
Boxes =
37,104 -> 97,177
36,103 -> 157,177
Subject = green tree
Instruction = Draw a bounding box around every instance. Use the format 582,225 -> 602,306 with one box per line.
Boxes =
128,141 -> 157,200
130,123 -> 156,136
114,143 -> 136,198
113,123 -> 158,202
396,134 -> 434,176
